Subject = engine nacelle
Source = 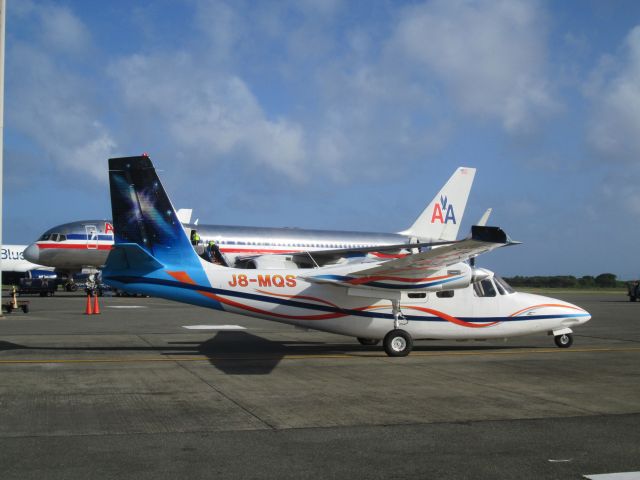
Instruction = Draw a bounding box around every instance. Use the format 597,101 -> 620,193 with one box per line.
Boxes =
238,255 -> 298,270
26,269 -> 57,279
471,267 -> 494,284
423,262 -> 473,291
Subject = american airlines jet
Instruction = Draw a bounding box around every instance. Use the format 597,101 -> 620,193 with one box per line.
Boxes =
24,167 -> 476,275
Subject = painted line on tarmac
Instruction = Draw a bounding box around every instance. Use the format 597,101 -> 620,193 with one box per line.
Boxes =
107,306 -> 147,309
182,325 -> 246,330
0,346 -> 639,365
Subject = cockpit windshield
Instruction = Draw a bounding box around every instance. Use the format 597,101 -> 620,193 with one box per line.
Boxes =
39,234 -> 51,241
494,276 -> 515,294
473,279 -> 497,297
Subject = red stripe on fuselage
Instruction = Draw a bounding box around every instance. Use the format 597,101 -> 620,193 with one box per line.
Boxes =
36,243 -> 113,251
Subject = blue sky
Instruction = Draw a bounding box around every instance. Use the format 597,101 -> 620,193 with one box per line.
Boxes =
4,0 -> 640,278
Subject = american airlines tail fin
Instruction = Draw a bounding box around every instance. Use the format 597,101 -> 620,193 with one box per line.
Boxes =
399,167 -> 476,241
107,156 -> 201,270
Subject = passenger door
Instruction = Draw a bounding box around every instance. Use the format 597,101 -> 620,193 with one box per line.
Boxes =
85,225 -> 98,250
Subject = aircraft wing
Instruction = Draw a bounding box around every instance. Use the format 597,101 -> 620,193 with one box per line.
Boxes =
289,239 -> 454,266
303,226 -> 517,288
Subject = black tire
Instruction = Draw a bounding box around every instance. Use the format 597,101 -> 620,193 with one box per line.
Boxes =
22,305 -> 29,314
554,333 -> 573,348
630,296 -> 637,302
383,329 -> 413,357
357,337 -> 380,346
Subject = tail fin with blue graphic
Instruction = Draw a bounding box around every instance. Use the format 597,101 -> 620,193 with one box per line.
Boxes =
399,166 -> 476,241
107,155 -> 201,271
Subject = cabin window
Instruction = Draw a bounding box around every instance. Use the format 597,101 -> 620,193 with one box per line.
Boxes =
473,279 -> 497,297
436,290 -> 454,298
408,292 -> 427,299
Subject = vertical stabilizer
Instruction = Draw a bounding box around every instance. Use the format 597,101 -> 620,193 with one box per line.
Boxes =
108,156 -> 201,269
399,167 -> 476,241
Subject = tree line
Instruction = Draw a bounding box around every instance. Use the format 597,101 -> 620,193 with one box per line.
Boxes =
504,273 -> 623,288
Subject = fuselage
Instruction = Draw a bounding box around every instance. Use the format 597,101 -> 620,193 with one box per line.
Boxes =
24,220 -> 409,270
106,258 -> 591,341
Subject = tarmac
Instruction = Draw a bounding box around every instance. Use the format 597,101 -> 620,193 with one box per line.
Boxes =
0,291 -> 638,479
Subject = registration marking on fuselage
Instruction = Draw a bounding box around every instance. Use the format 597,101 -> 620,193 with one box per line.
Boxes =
182,325 -> 247,330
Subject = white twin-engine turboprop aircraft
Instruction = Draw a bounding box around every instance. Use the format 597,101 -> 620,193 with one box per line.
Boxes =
103,156 -> 591,357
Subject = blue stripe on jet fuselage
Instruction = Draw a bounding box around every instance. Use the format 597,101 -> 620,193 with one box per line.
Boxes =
105,274 -> 590,323
67,234 -> 114,241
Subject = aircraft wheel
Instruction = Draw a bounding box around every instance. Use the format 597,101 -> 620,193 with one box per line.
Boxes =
357,337 -> 380,346
554,333 -> 573,348
383,329 -> 413,357
21,305 -> 29,314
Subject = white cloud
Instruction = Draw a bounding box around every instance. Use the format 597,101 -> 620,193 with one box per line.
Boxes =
37,4 -> 92,55
391,0 -> 556,133
109,52 -> 307,181
8,42 -> 117,182
587,26 -> 640,164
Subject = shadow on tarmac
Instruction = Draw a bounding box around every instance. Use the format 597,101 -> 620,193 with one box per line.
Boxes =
0,333 -> 532,375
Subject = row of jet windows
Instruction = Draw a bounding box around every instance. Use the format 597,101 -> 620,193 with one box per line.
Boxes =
38,234 -> 67,242
38,233 -> 375,250
208,240 -> 373,249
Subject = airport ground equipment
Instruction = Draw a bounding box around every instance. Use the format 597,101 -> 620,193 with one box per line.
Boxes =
627,281 -> 639,302
2,287 -> 29,314
18,277 -> 56,296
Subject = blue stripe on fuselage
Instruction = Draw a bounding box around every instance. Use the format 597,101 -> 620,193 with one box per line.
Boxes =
104,275 -> 590,323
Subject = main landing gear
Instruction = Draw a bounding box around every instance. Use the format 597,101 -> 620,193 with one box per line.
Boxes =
383,329 -> 413,357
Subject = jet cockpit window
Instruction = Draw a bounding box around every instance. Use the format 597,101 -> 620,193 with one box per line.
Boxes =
39,234 -> 51,241
50,234 -> 59,242
473,279 -> 497,297
58,234 -> 67,242
494,276 -> 515,294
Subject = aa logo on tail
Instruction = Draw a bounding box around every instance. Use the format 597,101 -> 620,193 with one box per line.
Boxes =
431,196 -> 456,224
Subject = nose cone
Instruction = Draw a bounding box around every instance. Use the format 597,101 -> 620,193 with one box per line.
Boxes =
543,294 -> 592,326
515,292 -> 591,326
24,243 -> 40,263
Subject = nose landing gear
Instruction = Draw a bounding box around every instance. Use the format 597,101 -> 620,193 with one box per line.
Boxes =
551,328 -> 574,348
554,333 -> 573,348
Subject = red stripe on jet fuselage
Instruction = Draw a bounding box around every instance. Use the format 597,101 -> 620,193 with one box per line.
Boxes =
36,243 -> 113,251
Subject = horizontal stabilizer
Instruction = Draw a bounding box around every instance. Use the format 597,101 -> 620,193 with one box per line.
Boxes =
105,243 -> 164,273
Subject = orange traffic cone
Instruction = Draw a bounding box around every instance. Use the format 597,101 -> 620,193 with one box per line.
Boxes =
85,294 -> 93,315
93,294 -> 101,315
